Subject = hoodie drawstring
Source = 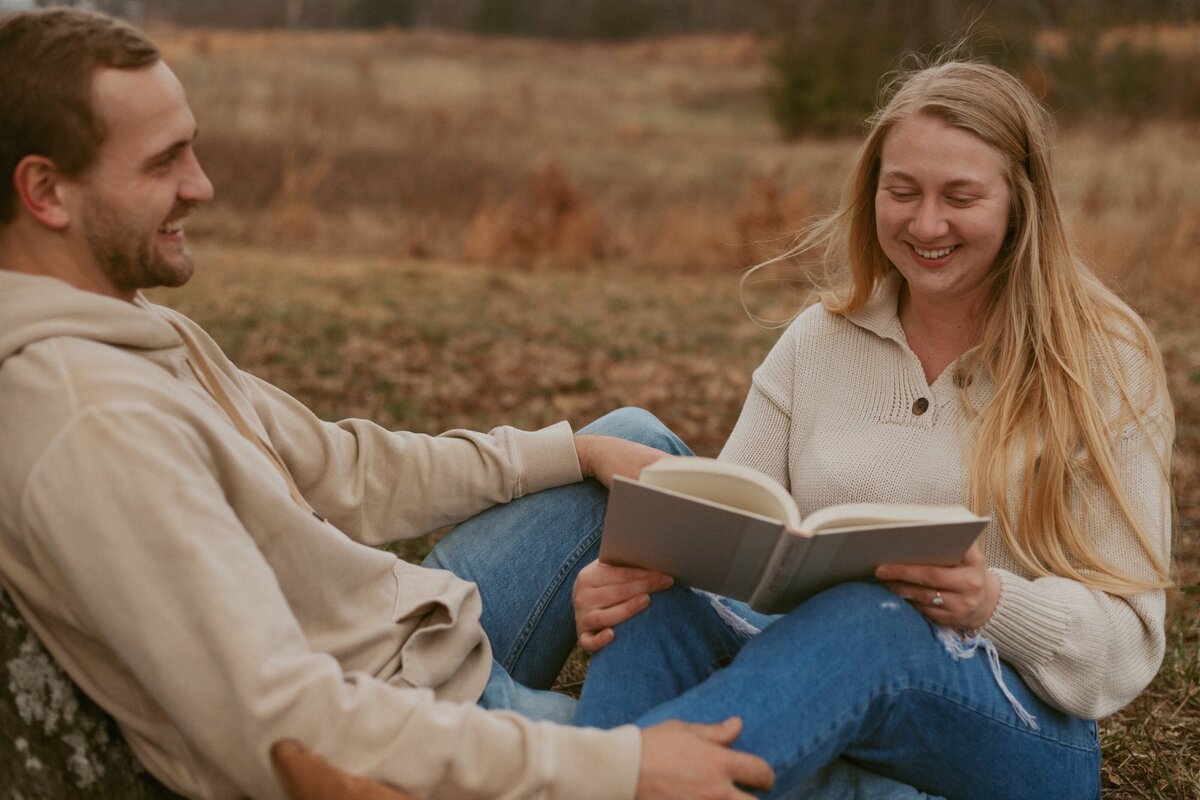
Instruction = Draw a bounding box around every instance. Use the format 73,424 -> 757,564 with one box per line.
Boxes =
164,317 -> 325,523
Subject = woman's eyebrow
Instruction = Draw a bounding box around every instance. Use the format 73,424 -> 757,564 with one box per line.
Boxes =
880,170 -> 986,189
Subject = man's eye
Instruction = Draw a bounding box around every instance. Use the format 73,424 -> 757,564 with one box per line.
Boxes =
151,153 -> 180,172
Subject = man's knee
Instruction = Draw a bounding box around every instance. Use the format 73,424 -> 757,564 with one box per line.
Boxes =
578,407 -> 690,455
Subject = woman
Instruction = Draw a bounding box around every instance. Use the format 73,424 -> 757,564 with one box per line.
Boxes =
571,60 -> 1174,799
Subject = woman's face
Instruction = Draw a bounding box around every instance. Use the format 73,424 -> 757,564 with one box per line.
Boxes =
875,112 -> 1012,314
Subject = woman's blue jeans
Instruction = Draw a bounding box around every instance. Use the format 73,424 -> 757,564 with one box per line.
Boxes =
422,408 -> 1099,799
575,582 -> 1101,800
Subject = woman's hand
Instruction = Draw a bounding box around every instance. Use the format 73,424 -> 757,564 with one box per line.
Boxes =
875,545 -> 1000,630
574,434 -> 668,489
573,559 -> 673,652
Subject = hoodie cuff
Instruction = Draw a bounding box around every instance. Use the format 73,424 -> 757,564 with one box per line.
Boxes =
508,421 -> 584,497
545,723 -> 641,800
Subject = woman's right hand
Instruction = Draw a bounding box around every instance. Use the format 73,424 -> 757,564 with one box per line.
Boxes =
572,559 -> 673,652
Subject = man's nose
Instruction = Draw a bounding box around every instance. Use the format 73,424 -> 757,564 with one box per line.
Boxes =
179,150 -> 214,204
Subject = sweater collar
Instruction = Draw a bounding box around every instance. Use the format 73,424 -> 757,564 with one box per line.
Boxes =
841,269 -> 992,398
842,270 -> 906,345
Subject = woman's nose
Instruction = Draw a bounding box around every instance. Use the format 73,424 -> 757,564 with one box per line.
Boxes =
909,198 -> 949,240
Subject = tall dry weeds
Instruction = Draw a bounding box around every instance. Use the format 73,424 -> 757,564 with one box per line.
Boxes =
465,156 -> 611,269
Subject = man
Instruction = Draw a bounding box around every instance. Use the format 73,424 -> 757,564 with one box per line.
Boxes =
0,8 -> 773,800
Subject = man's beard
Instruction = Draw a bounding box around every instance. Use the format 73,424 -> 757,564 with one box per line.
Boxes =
82,193 -> 194,294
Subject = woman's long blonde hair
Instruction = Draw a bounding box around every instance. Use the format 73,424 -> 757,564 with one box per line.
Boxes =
753,60 -> 1172,595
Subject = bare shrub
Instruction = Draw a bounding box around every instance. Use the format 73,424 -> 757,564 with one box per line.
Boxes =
638,205 -> 731,271
731,166 -> 811,270
270,143 -> 335,241
465,156 -> 611,269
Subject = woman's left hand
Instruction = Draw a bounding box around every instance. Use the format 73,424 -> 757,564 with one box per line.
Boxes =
875,545 -> 1000,630
574,434 -> 668,489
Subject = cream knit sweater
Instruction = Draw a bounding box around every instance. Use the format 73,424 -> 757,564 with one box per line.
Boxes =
720,272 -> 1173,719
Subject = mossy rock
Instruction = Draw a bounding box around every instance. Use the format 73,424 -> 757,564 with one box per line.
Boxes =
1,586 -> 182,799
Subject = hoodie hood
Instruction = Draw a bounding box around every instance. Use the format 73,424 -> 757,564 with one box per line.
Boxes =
0,270 -> 180,365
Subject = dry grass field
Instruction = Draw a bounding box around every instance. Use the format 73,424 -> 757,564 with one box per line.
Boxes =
147,27 -> 1198,798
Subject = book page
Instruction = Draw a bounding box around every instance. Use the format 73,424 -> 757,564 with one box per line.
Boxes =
799,503 -> 982,535
640,457 -> 802,529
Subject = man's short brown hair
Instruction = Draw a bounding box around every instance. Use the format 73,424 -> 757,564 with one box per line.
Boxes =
0,8 -> 159,224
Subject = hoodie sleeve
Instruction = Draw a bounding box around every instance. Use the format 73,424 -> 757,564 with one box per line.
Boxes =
21,404 -> 641,800
157,309 -> 585,545
243,373 -> 584,545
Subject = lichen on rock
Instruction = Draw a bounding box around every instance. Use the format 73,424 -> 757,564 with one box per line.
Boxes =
8,634 -> 82,734
1,586 -> 182,798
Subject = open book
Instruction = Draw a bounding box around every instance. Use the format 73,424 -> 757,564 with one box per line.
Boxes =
598,456 -> 987,614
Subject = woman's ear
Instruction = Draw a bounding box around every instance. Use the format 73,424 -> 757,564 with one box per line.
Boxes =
12,155 -> 73,230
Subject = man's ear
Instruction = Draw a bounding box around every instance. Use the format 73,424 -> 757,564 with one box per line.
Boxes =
12,155 -> 74,230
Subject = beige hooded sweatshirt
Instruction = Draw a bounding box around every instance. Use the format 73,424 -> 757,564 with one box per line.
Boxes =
0,270 -> 641,800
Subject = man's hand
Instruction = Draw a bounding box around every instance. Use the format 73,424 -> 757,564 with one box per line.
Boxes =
637,718 -> 775,800
573,559 -> 672,652
574,434 -> 667,489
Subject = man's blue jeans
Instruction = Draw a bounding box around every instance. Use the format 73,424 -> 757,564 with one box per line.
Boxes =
422,408 -> 1098,799
422,407 -> 688,693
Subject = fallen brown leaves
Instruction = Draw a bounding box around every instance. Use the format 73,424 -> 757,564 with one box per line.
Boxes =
154,238 -> 1200,797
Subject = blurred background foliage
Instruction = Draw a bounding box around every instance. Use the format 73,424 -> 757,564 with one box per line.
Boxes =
38,0 -> 1200,135
6,2 -> 1198,795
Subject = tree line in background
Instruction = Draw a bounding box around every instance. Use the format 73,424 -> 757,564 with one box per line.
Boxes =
759,0 -> 1200,134
28,0 -> 1200,132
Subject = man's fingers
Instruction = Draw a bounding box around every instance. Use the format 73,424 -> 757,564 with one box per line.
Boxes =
686,717 -> 743,745
636,719 -> 775,800
729,750 -> 775,791
688,719 -> 772,792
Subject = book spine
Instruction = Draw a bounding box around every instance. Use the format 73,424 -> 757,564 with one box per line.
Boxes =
748,533 -> 808,611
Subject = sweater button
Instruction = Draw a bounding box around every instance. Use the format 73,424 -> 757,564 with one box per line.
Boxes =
912,397 -> 930,416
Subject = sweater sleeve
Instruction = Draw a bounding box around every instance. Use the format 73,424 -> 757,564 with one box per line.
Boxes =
718,326 -> 796,490
22,405 -> 640,800
980,411 -> 1173,719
